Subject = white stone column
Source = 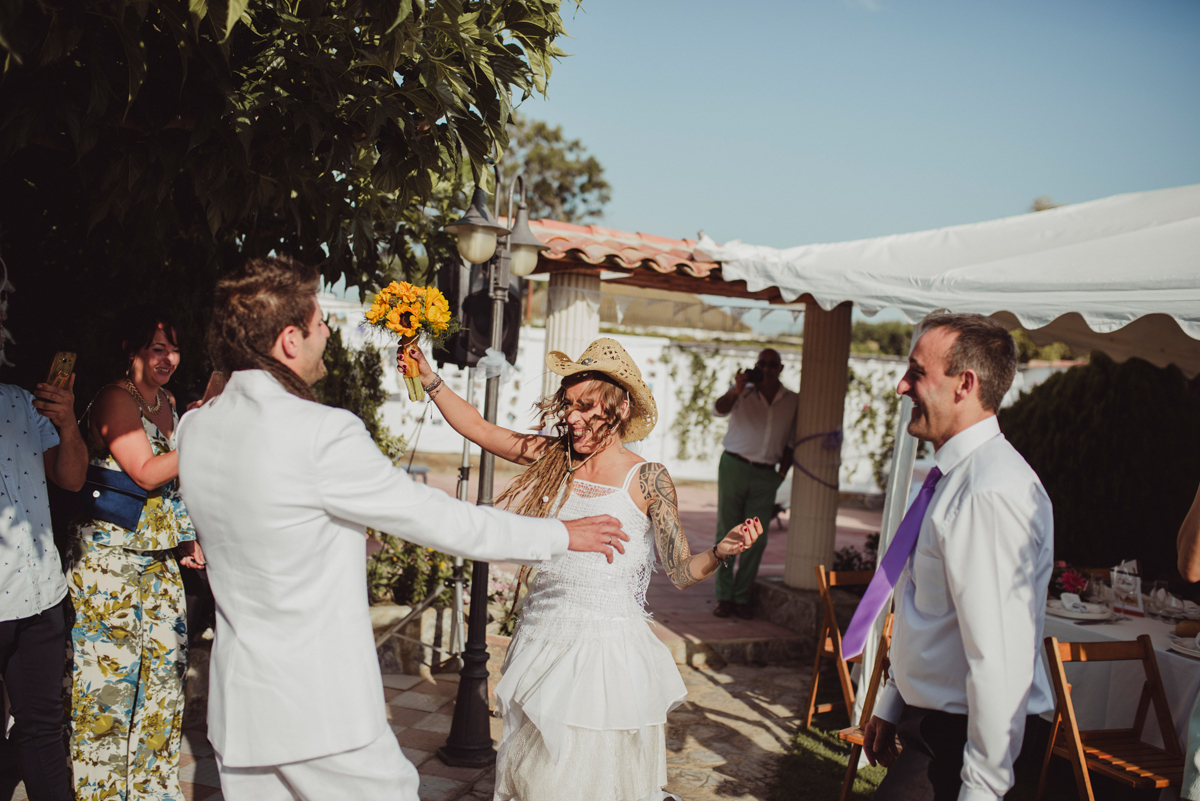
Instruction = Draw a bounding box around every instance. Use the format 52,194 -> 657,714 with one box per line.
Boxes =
785,301 -> 853,590
542,271 -> 602,397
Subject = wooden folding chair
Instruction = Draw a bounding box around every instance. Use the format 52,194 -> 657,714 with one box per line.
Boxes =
1037,634 -> 1184,801
805,565 -> 873,728
835,613 -> 895,801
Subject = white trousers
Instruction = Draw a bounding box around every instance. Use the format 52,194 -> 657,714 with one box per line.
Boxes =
215,730 -> 419,801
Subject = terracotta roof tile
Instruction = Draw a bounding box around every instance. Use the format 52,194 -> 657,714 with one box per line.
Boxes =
527,219 -> 719,279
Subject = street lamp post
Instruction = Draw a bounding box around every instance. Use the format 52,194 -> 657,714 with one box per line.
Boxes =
437,172 -> 546,767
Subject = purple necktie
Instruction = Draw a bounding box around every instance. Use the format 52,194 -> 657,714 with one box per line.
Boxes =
841,466 -> 943,660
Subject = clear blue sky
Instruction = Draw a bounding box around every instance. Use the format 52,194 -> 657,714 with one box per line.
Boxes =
514,0 -> 1200,250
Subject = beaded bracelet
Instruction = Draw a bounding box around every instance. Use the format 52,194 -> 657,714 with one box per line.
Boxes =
711,544 -> 732,569
423,375 -> 445,400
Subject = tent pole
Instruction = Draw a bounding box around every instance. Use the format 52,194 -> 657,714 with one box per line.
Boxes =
783,302 -> 853,590
849,316 -> 930,728
849,395 -> 918,728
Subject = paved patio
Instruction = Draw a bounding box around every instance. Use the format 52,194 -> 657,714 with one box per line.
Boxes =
8,656 -> 813,801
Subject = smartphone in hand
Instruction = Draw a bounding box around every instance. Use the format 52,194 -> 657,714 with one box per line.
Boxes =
46,352 -> 76,389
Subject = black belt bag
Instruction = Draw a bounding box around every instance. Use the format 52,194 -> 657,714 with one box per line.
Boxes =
50,464 -> 149,531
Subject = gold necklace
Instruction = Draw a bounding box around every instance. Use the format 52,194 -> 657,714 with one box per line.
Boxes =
124,378 -> 164,414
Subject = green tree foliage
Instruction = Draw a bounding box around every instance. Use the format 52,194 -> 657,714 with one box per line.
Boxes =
0,0 -> 573,399
367,534 -> 455,606
999,353 -> 1200,581
846,366 -> 929,492
498,112 -> 610,222
1011,328 -> 1075,362
313,326 -> 406,463
662,347 -> 725,461
850,320 -> 913,357
849,320 -> 1075,363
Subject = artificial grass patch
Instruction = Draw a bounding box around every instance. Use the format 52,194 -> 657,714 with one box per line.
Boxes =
770,707 -> 886,800
771,661 -> 885,800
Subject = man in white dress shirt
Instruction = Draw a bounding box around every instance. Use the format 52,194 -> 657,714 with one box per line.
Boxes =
177,256 -> 627,801
710,349 -> 797,619
863,313 -> 1055,801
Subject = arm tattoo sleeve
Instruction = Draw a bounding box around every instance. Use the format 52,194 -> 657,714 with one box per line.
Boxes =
642,463 -> 702,589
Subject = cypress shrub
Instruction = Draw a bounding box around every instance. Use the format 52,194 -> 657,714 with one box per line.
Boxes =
998,353 -> 1200,581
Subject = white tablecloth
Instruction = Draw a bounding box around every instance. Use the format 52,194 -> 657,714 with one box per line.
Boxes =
1042,614 -> 1200,748
1043,613 -> 1200,799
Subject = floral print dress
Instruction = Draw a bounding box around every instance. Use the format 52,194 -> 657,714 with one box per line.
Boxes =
69,403 -> 195,801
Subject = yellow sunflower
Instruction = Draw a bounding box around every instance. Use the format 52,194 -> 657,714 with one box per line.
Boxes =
424,290 -> 451,330
390,282 -> 422,305
385,304 -> 420,338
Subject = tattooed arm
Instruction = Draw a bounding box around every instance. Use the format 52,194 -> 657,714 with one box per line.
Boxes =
640,463 -> 763,590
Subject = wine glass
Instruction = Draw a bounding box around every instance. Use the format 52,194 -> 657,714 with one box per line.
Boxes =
1163,592 -> 1186,620
1085,577 -> 1116,618
1146,580 -> 1167,619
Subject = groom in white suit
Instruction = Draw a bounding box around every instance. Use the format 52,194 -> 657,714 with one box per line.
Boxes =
177,256 -> 627,801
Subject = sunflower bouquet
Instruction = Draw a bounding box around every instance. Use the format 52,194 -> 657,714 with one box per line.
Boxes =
365,281 -> 459,401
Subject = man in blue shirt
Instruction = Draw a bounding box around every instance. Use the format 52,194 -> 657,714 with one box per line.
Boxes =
0,263 -> 87,800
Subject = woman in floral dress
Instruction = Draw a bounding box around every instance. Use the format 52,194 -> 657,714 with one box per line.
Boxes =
70,312 -> 205,801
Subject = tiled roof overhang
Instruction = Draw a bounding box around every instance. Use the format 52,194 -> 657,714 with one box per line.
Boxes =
527,219 -> 806,304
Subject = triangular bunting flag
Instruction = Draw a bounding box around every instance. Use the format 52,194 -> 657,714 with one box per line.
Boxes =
726,307 -> 749,325
614,295 -> 636,325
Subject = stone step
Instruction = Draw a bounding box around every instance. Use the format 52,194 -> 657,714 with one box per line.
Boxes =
656,629 -> 808,668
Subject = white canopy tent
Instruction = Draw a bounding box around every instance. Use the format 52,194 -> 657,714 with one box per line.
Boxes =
697,183 -> 1200,377
697,184 -> 1200,725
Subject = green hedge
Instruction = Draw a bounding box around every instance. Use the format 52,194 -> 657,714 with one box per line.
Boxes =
998,353 -> 1200,581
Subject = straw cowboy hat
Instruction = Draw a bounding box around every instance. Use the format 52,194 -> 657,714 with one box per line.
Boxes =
545,338 -> 657,443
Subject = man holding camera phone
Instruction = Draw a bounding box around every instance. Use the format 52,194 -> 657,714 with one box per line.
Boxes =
0,260 -> 86,801
711,348 -> 797,619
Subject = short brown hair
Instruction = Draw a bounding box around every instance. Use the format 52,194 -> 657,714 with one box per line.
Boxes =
921,312 -> 1017,412
208,256 -> 320,400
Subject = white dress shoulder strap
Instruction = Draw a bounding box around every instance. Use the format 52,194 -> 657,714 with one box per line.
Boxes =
621,461 -> 659,492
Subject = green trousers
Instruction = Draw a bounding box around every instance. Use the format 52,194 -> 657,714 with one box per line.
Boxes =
714,451 -> 784,604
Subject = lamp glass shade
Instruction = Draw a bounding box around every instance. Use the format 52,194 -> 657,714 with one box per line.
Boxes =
455,227 -> 499,265
508,243 -> 541,277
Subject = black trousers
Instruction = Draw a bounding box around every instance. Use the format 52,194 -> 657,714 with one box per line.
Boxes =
0,598 -> 72,801
875,706 -> 1051,801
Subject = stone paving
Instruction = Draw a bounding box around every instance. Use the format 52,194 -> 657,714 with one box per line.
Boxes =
11,657 -> 810,801
454,660 -> 812,801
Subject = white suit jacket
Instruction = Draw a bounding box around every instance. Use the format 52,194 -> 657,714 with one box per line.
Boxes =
177,370 -> 568,767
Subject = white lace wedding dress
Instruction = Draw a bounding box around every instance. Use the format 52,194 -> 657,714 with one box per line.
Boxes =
493,463 -> 687,801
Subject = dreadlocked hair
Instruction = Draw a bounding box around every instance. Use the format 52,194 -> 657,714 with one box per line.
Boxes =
496,372 -> 631,518
208,256 -> 320,401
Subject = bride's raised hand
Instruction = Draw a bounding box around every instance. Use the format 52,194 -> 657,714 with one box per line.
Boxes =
396,344 -> 435,383
716,517 -> 762,560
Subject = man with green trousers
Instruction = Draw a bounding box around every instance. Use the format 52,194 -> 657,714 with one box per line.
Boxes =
711,349 -> 797,619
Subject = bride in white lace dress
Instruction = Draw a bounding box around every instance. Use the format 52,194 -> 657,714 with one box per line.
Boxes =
401,338 -> 762,801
